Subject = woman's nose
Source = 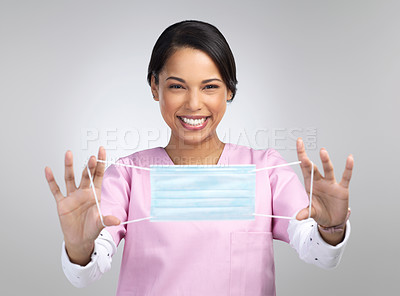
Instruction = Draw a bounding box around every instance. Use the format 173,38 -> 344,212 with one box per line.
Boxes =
185,91 -> 203,110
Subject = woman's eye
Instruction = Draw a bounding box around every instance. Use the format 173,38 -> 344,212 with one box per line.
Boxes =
204,85 -> 219,89
169,84 -> 183,89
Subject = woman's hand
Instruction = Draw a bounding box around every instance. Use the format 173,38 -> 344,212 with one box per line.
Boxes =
296,138 -> 354,245
44,147 -> 120,265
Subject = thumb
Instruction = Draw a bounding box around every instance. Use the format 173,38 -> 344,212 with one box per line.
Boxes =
103,215 -> 121,227
296,207 -> 315,221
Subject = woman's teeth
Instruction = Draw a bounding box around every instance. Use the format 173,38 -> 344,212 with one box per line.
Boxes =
180,117 -> 207,126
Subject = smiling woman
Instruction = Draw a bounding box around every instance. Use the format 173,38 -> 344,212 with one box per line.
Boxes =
148,20 -> 238,164
45,19 -> 354,296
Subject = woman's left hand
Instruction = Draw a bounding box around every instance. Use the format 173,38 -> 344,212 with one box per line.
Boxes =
296,138 -> 354,229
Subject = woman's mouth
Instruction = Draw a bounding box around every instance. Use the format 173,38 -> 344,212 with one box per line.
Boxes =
177,116 -> 210,130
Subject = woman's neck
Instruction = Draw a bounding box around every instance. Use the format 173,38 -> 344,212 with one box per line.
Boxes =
164,135 -> 225,165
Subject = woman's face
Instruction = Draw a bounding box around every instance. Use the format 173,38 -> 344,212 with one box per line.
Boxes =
151,47 -> 232,147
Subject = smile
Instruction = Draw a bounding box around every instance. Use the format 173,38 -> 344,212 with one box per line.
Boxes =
177,116 -> 210,130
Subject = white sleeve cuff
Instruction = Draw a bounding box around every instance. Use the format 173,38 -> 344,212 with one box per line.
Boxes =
61,229 -> 117,288
288,216 -> 351,269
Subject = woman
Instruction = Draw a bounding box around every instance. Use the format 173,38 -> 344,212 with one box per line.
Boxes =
45,20 -> 353,295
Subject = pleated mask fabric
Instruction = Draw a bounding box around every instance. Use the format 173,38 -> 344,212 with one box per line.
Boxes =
149,165 -> 256,221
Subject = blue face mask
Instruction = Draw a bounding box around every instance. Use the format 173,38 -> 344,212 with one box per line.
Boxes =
149,165 -> 256,221
90,159 -> 305,226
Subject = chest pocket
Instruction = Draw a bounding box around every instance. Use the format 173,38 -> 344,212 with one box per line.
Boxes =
229,232 -> 275,296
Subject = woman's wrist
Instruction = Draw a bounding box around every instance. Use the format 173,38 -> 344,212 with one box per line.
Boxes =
318,208 -> 351,234
64,240 -> 95,266
317,209 -> 351,246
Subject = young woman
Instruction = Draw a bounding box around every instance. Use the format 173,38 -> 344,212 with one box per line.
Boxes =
45,20 -> 353,295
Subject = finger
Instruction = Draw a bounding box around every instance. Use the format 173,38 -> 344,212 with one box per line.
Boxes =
64,150 -> 77,195
96,215 -> 121,232
80,156 -> 96,189
320,148 -> 336,181
339,154 -> 354,188
295,206 -> 316,221
297,138 -> 322,181
93,146 -> 106,189
297,138 -> 312,173
103,215 -> 121,227
44,166 -> 64,202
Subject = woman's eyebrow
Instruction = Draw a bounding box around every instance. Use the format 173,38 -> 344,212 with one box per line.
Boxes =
166,76 -> 222,83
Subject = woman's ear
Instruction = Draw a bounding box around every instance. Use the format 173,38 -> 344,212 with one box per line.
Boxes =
150,75 -> 159,101
227,90 -> 233,102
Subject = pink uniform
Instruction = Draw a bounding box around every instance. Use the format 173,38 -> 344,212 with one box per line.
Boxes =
100,143 -> 309,295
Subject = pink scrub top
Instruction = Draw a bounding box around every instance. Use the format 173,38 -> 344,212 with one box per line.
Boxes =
101,143 -> 309,296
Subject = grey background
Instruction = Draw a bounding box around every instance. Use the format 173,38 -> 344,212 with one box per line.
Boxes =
1,0 -> 399,295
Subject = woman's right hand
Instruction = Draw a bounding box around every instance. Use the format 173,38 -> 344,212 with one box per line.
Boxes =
44,146 -> 120,266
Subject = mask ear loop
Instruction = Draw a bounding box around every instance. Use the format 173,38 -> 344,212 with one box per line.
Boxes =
308,161 -> 314,219
87,160 -> 152,227
97,159 -> 151,171
253,159 -> 314,220
253,161 -> 301,172
87,165 -> 106,228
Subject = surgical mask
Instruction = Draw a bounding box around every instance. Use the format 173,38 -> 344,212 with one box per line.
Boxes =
150,165 -> 256,221
88,159 -> 310,226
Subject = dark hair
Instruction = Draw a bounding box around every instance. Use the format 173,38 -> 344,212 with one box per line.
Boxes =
147,20 -> 238,102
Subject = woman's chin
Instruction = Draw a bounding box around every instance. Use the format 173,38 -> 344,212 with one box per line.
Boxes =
171,132 -> 217,148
